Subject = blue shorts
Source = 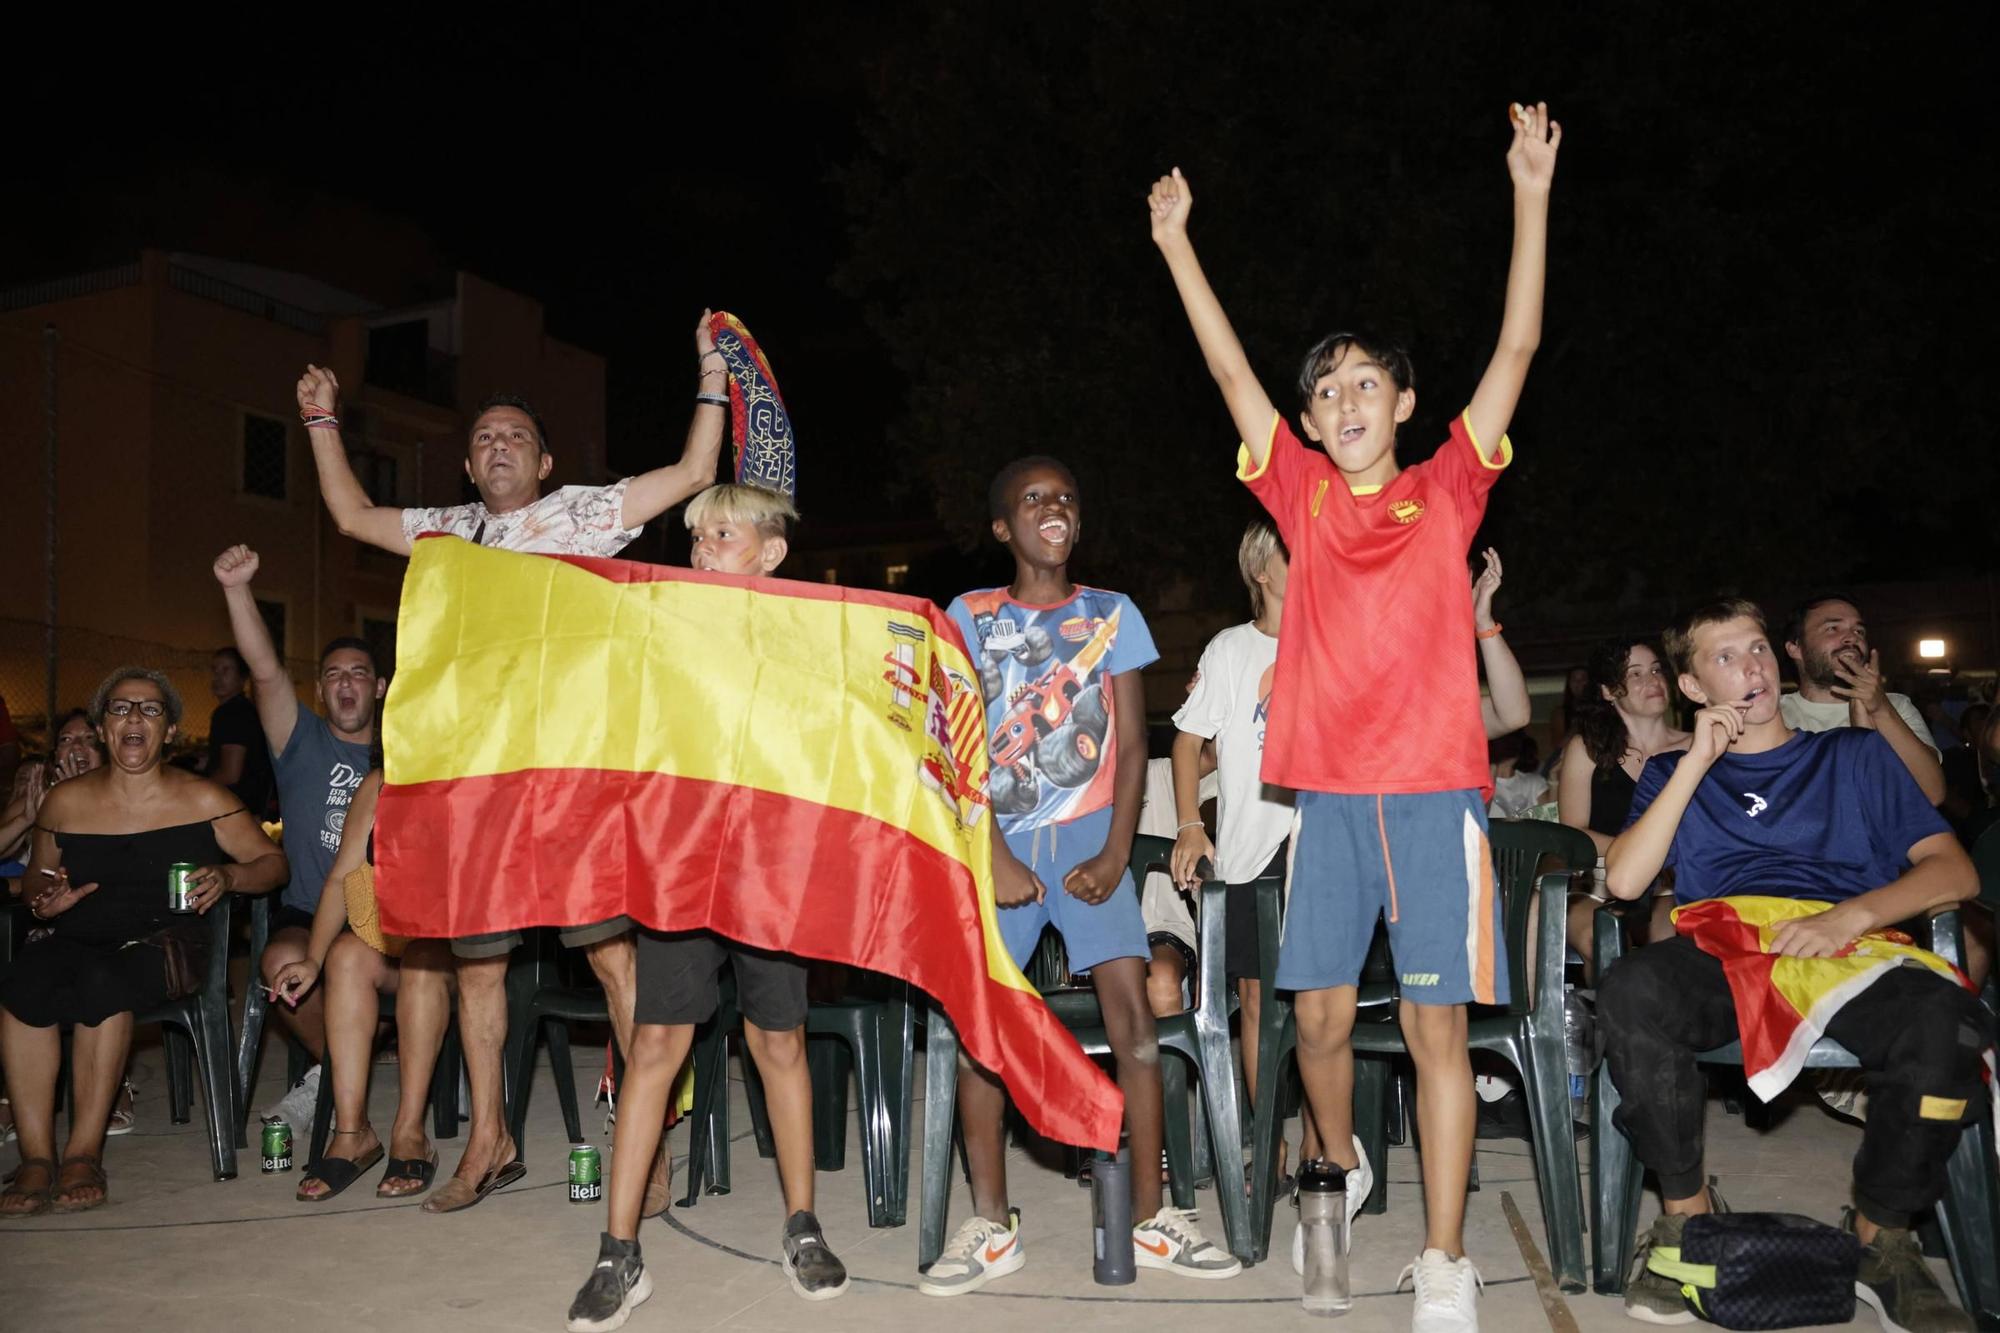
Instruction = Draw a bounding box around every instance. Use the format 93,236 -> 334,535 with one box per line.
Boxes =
999,805 -> 1149,974
1278,789 -> 1508,1007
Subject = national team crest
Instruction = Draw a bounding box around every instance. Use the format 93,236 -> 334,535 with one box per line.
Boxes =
1389,498 -> 1425,525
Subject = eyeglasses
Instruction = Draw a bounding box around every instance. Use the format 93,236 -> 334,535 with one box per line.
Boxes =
104,700 -> 167,719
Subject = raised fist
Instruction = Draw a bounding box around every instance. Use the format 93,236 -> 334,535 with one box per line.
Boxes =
213,544 -> 260,589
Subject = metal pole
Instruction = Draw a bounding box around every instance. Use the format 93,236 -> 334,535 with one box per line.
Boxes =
42,324 -> 57,737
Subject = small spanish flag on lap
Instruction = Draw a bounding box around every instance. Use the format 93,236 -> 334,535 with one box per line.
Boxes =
374,536 -> 1123,1150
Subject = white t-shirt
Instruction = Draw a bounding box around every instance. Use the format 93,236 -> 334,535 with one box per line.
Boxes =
1136,757 -> 1219,951
1171,622 -> 1296,883
1779,689 -> 1939,759
401,480 -> 641,557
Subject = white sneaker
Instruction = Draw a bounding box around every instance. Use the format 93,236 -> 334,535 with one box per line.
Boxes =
917,1210 -> 1024,1297
1293,1135 -> 1375,1276
260,1065 -> 321,1129
1132,1205 -> 1241,1278
1397,1248 -> 1484,1333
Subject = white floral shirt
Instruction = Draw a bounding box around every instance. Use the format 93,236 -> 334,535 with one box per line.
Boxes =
400,479 -> 640,557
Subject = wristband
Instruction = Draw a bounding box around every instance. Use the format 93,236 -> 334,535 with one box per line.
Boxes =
1476,622 -> 1504,640
1175,820 -> 1203,834
695,393 -> 730,408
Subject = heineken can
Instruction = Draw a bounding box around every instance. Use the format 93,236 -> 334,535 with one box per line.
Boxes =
567,1144 -> 602,1203
167,862 -> 199,914
261,1117 -> 293,1174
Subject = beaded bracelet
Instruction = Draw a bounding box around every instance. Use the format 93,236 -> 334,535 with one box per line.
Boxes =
1476,622 -> 1504,640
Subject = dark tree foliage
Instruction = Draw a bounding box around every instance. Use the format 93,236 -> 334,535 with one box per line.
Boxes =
838,4 -> 1997,616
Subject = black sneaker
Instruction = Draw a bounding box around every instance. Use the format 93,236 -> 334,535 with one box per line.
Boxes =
566,1232 -> 654,1333
783,1209 -> 850,1300
1846,1210 -> 1974,1333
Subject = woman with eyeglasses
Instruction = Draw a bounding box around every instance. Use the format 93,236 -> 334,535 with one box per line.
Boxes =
0,667 -> 286,1215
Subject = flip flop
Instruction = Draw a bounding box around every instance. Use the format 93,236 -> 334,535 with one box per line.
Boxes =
0,1158 -> 55,1218
298,1143 -> 385,1202
422,1158 -> 525,1214
378,1152 -> 439,1199
50,1154 -> 107,1214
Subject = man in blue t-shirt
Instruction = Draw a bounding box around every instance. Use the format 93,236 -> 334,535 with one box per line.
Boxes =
1598,599 -> 1989,1330
215,546 -> 384,1130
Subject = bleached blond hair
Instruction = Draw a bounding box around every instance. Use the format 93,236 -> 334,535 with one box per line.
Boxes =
685,483 -> 798,540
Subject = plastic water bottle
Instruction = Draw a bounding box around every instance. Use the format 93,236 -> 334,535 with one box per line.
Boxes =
1091,1143 -> 1135,1285
1297,1158 -> 1351,1314
1563,987 -> 1595,1122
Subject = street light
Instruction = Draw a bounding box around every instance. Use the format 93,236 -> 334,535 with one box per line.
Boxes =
1917,638 -> 1947,661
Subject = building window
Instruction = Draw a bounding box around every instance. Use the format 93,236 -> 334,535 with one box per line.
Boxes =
350,448 -> 402,506
884,563 -> 910,589
242,413 -> 288,500
360,615 -> 398,679
255,597 -> 287,661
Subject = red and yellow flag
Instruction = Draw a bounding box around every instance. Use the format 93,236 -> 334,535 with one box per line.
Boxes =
1674,896 -> 1969,1101
374,536 -> 1122,1150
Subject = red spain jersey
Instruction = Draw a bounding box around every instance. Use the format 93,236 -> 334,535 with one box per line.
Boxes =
1239,410 -> 1509,797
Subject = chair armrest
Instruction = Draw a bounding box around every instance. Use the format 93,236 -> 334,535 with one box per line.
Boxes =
1196,878 -> 1232,1021
1925,908 -> 1966,973
1593,900 -> 1628,979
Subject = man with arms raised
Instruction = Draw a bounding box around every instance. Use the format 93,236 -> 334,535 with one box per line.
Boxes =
296,311 -> 726,1213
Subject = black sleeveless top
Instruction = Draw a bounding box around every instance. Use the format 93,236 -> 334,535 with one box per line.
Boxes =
52,818 -> 228,946
1589,761 -> 1639,838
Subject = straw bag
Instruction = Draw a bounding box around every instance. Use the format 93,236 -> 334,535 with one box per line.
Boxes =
343,863 -> 408,958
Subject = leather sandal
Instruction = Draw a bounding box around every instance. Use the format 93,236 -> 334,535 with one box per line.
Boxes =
298,1128 -> 385,1203
422,1156 -> 525,1214
377,1150 -> 439,1199
0,1158 -> 56,1218
50,1153 -> 107,1213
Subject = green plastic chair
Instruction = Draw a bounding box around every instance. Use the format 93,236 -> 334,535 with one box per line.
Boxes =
1243,818 -> 1596,1290
234,894 -> 316,1146
677,973 -> 917,1229
917,833 -> 1251,1267
1591,907 -> 2000,1327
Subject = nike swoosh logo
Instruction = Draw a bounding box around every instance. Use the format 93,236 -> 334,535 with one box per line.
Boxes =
983,1241 -> 1015,1263
1135,1236 -> 1171,1257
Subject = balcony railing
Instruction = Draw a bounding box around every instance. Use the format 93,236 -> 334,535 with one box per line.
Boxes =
168,264 -> 326,335
0,263 -> 142,314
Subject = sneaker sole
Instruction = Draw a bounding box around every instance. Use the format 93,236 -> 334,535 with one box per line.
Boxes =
566,1267 -> 654,1333
785,1256 -> 851,1302
1853,1282 -> 1915,1333
1133,1248 -> 1243,1280
917,1247 -> 1025,1297
1622,1299 -> 1697,1326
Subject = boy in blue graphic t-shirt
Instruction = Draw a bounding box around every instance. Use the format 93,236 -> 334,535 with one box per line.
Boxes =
921,456 -> 1242,1295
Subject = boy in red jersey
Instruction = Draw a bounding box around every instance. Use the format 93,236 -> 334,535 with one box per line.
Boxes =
1146,103 -> 1559,1332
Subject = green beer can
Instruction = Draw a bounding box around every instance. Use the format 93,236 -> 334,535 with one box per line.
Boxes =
568,1144 -> 602,1203
167,862 -> 199,914
261,1117 -> 293,1173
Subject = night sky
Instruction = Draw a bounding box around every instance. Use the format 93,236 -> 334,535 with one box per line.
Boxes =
10,6 -> 1995,612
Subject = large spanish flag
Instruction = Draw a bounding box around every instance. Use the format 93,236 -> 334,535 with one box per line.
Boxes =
375,536 -> 1123,1150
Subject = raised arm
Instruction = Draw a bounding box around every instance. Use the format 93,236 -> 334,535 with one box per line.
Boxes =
297,365 -> 412,555
619,309 -> 728,529
1464,103 -> 1560,461
213,545 -> 301,754
1147,169 -> 1282,468
1471,548 -> 1531,736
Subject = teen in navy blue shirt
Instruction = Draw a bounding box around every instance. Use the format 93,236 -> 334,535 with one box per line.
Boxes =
1597,600 -> 1988,1330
